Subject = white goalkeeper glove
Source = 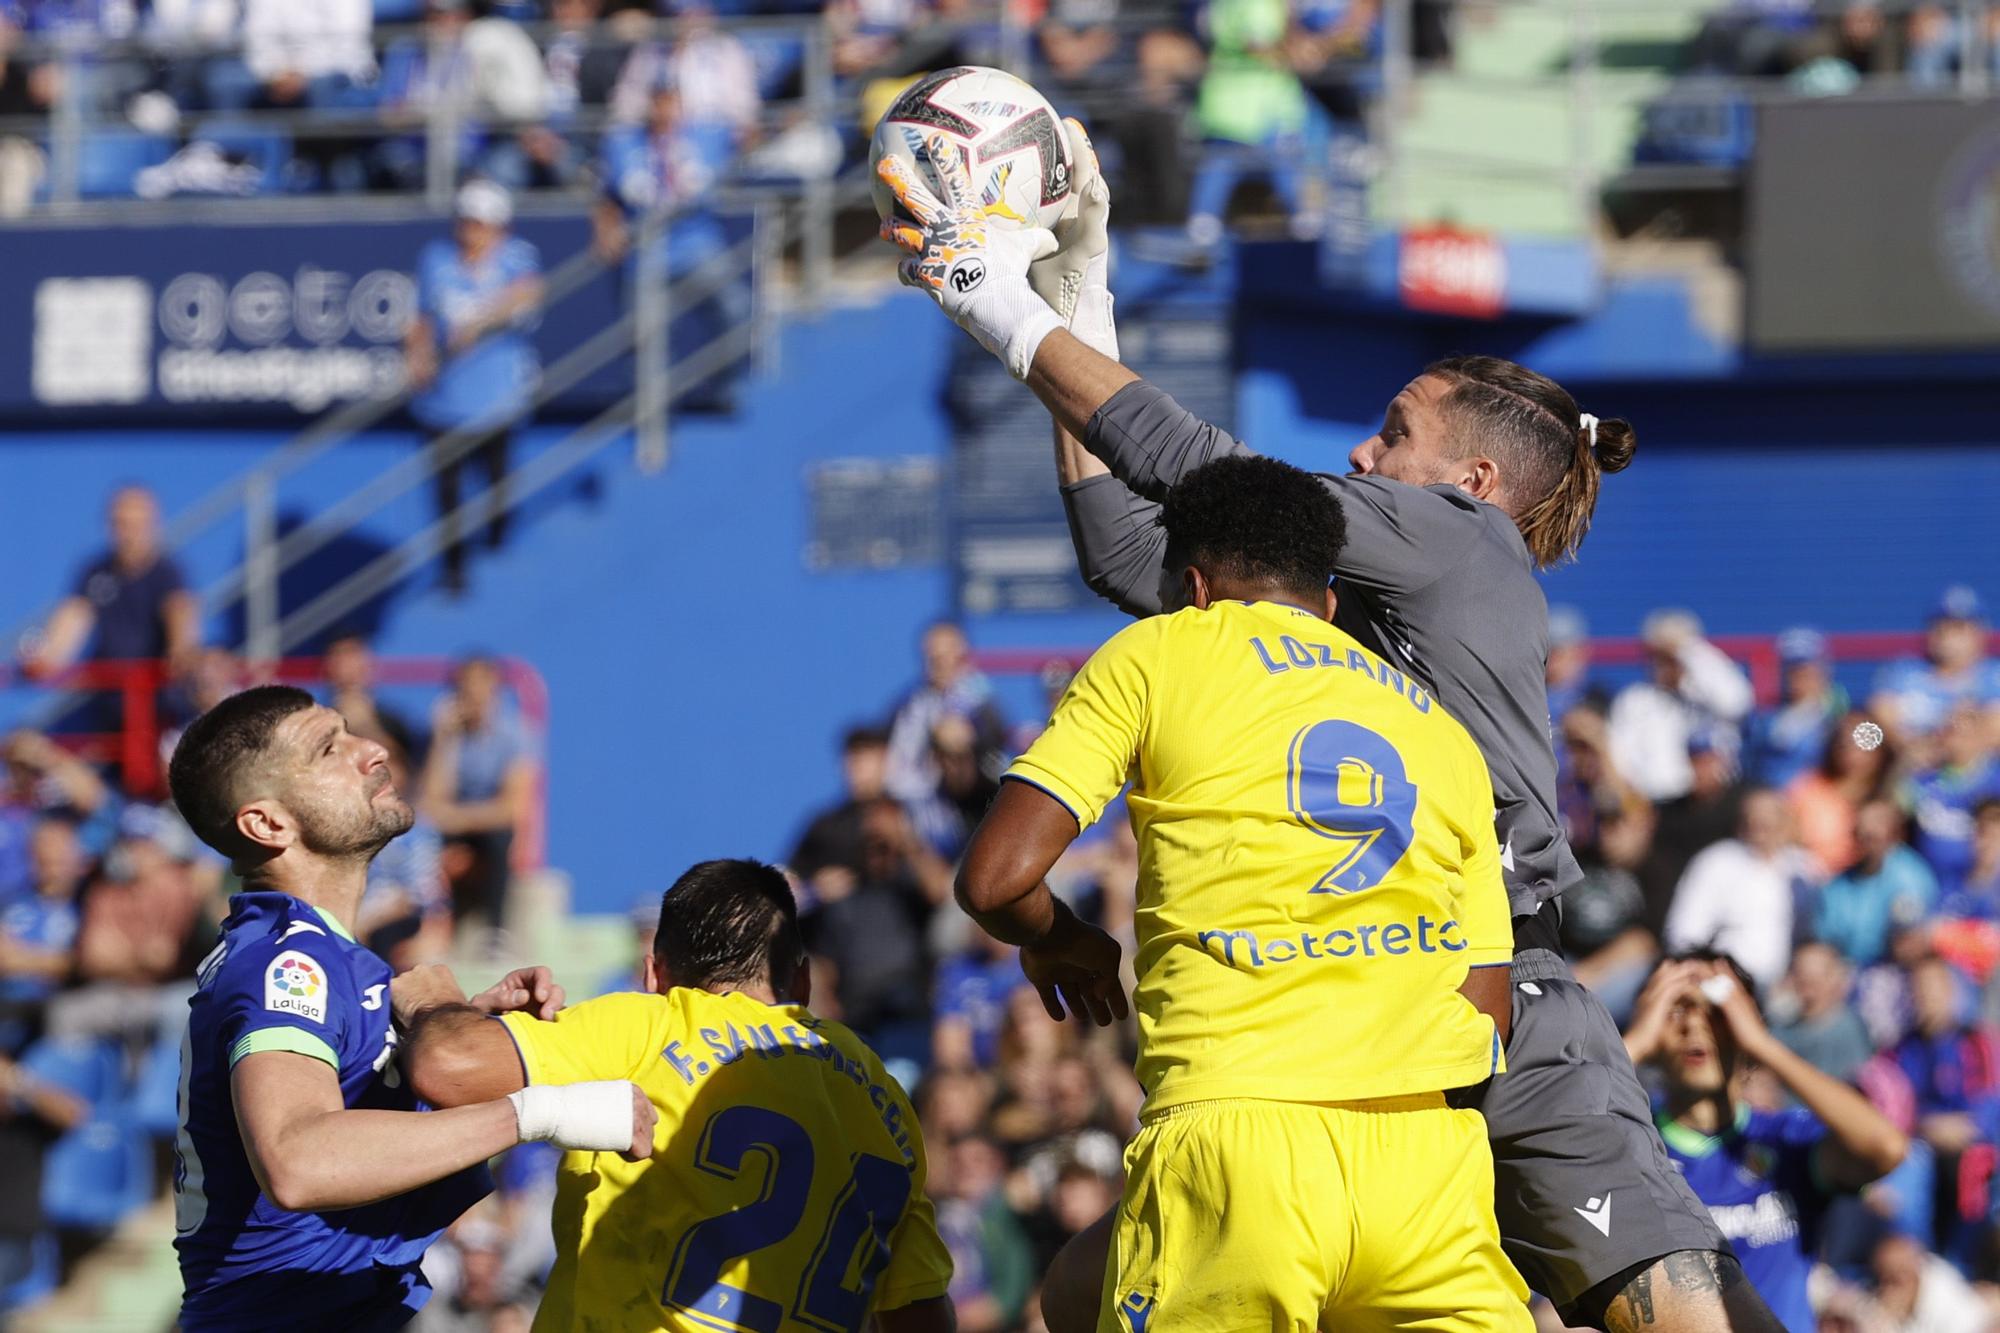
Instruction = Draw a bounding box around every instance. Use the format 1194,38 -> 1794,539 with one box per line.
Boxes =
877,136 -> 1062,380
508,1080 -> 656,1161
1028,117 -> 1117,361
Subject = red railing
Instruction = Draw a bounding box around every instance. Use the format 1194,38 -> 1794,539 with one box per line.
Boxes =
975,630 -> 2000,708
0,656 -> 550,869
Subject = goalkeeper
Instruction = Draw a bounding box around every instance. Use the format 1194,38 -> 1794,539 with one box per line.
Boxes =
879,135 -> 1780,1333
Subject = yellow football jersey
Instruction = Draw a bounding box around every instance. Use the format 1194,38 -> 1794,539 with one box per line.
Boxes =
498,989 -> 952,1333
1009,599 -> 1512,1113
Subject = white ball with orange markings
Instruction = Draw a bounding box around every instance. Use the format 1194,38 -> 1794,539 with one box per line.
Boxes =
869,66 -> 1076,232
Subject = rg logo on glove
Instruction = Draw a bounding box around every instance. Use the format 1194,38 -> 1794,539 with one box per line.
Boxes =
949,258 -> 986,293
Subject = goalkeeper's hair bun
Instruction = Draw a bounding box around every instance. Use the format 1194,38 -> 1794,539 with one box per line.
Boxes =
1589,416 -> 1637,475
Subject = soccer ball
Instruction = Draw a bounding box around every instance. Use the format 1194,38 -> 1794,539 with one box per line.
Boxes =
869,66 -> 1075,233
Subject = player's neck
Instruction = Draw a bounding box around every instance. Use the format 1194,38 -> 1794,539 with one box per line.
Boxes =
244,855 -> 369,937
1204,581 -> 1329,621
703,981 -> 782,1005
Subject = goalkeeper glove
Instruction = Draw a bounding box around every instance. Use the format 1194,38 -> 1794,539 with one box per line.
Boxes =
1028,117 -> 1117,361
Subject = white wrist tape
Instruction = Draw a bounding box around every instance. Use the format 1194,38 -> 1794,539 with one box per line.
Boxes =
507,1081 -> 636,1153
957,275 -> 1065,381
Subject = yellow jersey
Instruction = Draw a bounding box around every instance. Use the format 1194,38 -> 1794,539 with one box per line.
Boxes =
1009,599 -> 1512,1113
498,989 -> 952,1333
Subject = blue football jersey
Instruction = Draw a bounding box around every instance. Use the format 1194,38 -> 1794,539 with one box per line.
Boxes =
173,891 -> 489,1331
1659,1106 -> 1826,1333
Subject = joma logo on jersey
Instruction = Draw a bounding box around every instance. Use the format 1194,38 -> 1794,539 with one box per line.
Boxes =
264,951 -> 327,1024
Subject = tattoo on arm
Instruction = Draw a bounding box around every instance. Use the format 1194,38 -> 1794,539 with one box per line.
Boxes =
1604,1251 -> 1740,1331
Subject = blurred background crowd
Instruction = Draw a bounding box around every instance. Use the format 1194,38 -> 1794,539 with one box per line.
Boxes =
0,477 -> 1996,1330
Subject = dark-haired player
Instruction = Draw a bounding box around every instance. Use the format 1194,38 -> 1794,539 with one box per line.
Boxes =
958,455 -> 1525,1330
881,131 -> 1773,1331
167,686 -> 653,1331
400,858 -> 957,1333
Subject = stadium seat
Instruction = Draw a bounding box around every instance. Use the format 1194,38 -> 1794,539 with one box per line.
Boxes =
129,1034 -> 183,1140
75,132 -> 177,199
43,1113 -> 153,1232
1634,80 -> 1755,167
24,1037 -> 124,1108
372,0 -> 427,20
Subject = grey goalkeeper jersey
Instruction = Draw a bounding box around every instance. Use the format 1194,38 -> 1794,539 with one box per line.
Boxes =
1067,380 -> 1582,917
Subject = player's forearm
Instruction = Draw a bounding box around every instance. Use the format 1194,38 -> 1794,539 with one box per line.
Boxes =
958,876 -> 1064,947
1753,1033 -> 1907,1181
257,1100 -> 518,1211
1025,329 -> 1139,441
1053,420 -> 1110,486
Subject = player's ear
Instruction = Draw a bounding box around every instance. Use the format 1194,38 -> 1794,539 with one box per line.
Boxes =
234,799 -> 293,857
1320,582 -> 1337,622
1453,453 -> 1503,505
639,953 -> 662,995
1183,566 -> 1209,611
788,958 -> 811,1007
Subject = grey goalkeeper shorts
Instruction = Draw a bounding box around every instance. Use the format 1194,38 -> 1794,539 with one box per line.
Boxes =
1453,911 -> 1728,1326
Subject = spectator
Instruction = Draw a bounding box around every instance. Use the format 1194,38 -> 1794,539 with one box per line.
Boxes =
0,819 -> 85,1054
885,622 -> 1007,805
934,1134 -> 1036,1333
1775,940 -> 1877,1085
1636,726 -> 1746,940
1746,627 -> 1848,788
1936,799 -> 2000,923
789,725 -> 893,898
359,748 -> 451,970
933,929 -> 1029,1071
1789,711 -> 1898,880
323,631 -> 423,764
799,796 -> 947,1065
1555,705 -> 1658,1021
1664,787 -> 1804,991
1185,0 -> 1315,247
1906,3 -> 2000,90
21,485 -> 199,682
240,0 -> 374,109
1815,800 -> 1939,968
421,655 -> 538,936
377,0 -> 558,191
1623,953 -> 1906,1331
542,0 -> 631,121
1868,1231 -> 1989,1333
51,804 -> 210,1051
1545,605 -> 1604,725
1871,586 -> 2000,755
909,713 -> 1001,861
0,1045 -> 88,1301
1036,0 -> 1122,103
611,5 -> 760,149
1609,609 -> 1755,803
1888,954 -> 2000,1267
1903,703 -> 2000,894
0,15 -> 56,217
405,181 -> 545,595
0,731 -> 112,898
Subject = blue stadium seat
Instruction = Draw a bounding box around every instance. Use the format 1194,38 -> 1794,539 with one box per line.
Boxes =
75,132 -> 176,198
24,1037 -> 124,1108
373,0 -> 426,20
129,1034 -> 183,1139
43,1113 -> 152,1231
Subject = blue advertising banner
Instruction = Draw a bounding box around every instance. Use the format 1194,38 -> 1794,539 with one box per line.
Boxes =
1,213 -> 633,422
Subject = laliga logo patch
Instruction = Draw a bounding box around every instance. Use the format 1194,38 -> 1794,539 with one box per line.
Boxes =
949,257 -> 986,294
1051,159 -> 1070,193
265,951 -> 328,1024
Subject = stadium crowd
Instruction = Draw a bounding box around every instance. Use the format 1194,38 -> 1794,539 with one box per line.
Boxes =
3,480 -> 1999,1329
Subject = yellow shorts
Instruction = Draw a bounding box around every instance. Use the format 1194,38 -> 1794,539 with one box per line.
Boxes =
1099,1094 -> 1532,1333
